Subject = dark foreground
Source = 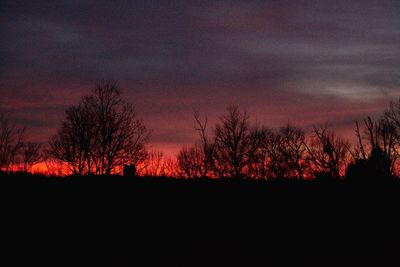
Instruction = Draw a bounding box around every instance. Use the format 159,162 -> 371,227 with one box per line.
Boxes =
2,174 -> 400,266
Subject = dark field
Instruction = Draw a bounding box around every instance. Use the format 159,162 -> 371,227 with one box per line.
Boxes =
2,174 -> 400,266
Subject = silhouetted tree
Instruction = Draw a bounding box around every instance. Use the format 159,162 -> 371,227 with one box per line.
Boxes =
382,99 -> 400,173
193,111 -> 215,178
246,126 -> 272,179
177,144 -> 205,178
50,81 -> 150,175
177,112 -> 215,179
353,116 -> 399,175
91,82 -> 150,174
138,151 -> 166,176
276,125 -> 309,180
346,146 -> 392,182
384,97 -> 400,130
247,125 -> 309,180
211,106 -> 251,178
49,104 -> 94,175
162,157 -> 182,178
0,115 -> 25,173
21,142 -> 43,173
305,125 -> 350,179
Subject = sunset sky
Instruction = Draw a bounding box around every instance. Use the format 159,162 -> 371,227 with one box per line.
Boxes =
1,0 -> 399,156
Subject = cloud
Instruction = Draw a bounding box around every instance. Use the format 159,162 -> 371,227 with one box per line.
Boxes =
0,0 -> 399,156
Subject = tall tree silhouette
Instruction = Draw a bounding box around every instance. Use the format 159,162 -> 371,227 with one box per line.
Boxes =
246,126 -> 273,179
347,114 -> 399,181
0,115 -> 25,173
211,106 -> 251,178
353,116 -> 398,175
382,98 -> 400,173
50,81 -> 150,175
49,103 -> 94,175
90,82 -> 150,175
193,111 -> 215,178
276,125 -> 309,180
21,142 -> 43,173
305,125 -> 350,179
177,112 -> 214,179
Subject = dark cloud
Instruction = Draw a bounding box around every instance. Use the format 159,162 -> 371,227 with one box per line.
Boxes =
1,0 -> 399,155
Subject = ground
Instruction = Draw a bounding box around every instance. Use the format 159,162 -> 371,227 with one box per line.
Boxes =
2,174 -> 400,266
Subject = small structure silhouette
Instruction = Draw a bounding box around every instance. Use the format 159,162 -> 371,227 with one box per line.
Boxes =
123,164 -> 136,177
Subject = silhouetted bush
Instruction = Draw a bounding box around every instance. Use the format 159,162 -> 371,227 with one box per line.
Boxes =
346,146 -> 393,183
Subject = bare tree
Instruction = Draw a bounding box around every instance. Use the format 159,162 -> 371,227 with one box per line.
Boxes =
246,125 -> 308,180
177,144 -> 205,178
21,142 -> 43,173
138,151 -> 165,176
353,116 -> 398,175
162,157 -> 182,178
176,111 -> 216,179
305,125 -> 350,179
212,106 -> 251,178
382,98 -> 400,174
49,103 -> 95,175
246,126 -> 272,179
0,115 -> 25,173
384,98 -> 400,130
178,109 -> 309,180
193,111 -> 215,178
49,81 -> 150,175
276,125 -> 309,180
89,82 -> 150,175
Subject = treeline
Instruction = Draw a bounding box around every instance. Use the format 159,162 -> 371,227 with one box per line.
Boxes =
0,116 -> 42,173
175,106 -> 397,181
1,82 -> 150,176
1,81 -> 399,181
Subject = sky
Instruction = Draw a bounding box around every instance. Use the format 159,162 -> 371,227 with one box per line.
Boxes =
1,0 -> 400,157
